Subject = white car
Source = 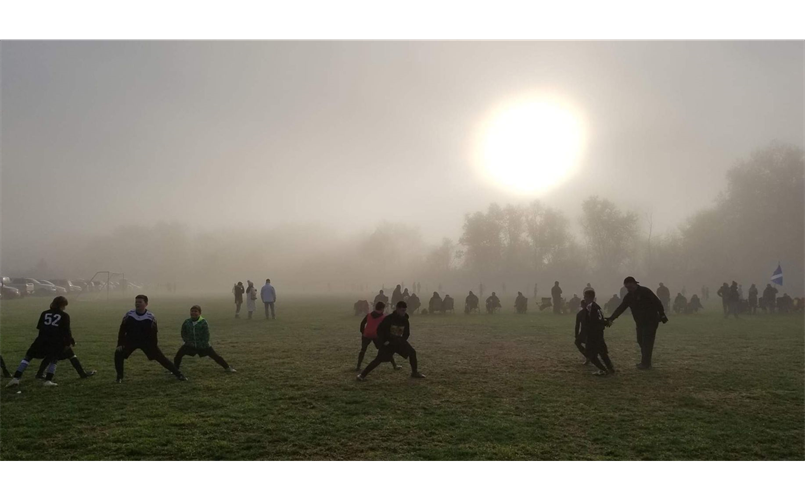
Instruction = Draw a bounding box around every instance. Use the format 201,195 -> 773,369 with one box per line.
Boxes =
33,279 -> 64,295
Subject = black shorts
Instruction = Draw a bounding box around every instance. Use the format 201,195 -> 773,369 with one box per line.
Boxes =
178,345 -> 214,357
119,341 -> 163,360
379,338 -> 413,360
361,336 -> 383,350
25,337 -> 66,361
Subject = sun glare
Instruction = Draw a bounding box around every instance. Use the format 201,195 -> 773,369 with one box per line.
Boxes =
477,96 -> 585,194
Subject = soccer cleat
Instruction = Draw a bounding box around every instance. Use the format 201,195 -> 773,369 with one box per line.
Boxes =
35,373 -> 46,380
82,370 -> 97,378
636,364 -> 651,370
410,372 -> 426,379
116,378 -> 123,384
593,370 -> 608,376
225,367 -> 237,373
393,365 -> 402,370
43,380 -> 58,387
176,374 -> 188,381
6,378 -> 21,388
356,374 -> 366,382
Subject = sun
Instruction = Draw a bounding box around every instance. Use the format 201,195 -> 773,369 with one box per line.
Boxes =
477,96 -> 585,194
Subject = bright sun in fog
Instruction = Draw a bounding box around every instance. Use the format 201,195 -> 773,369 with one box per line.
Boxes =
479,97 -> 585,194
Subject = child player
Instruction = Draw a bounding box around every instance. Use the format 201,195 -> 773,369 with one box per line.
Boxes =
357,301 -> 399,372
173,305 -> 236,373
582,288 -> 615,376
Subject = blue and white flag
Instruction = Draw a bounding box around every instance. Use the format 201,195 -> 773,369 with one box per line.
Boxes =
770,263 -> 783,286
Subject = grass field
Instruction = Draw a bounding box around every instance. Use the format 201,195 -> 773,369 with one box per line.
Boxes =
1,293 -> 803,460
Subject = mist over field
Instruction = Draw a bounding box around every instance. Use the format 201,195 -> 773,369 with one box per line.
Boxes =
1,41 -> 803,296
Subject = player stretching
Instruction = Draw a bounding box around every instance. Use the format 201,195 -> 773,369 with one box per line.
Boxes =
356,301 -> 399,372
357,301 -> 425,381
6,296 -> 73,388
173,305 -> 236,373
115,295 -> 186,383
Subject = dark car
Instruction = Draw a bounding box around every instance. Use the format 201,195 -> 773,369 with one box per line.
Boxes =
9,277 -> 36,296
1,277 -> 22,299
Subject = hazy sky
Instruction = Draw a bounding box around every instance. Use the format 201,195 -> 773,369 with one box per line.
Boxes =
2,41 -> 803,253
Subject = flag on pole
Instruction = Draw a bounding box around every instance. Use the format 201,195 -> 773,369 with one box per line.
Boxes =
770,263 -> 783,286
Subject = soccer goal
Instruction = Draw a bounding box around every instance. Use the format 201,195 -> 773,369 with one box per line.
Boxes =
75,271 -> 124,301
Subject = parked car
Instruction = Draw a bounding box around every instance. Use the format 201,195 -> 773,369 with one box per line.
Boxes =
72,279 -> 94,292
50,279 -> 82,293
37,279 -> 68,295
1,278 -> 22,299
9,278 -> 38,296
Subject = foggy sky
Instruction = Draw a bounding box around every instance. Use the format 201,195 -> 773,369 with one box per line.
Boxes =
2,41 -> 803,272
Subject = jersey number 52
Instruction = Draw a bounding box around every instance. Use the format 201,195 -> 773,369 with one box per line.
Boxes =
44,313 -> 61,326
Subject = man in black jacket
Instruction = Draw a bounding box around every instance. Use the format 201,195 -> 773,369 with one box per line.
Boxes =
608,276 -> 668,370
357,301 -> 425,381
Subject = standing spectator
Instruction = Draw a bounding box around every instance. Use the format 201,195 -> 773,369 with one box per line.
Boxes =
717,282 -> 730,315
233,282 -> 245,318
245,280 -> 257,319
261,279 -> 277,319
551,281 -> 563,314
656,282 -> 671,311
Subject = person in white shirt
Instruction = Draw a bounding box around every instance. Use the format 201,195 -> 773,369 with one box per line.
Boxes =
260,279 -> 277,319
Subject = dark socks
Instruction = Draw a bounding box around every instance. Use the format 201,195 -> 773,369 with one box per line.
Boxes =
588,354 -> 607,371
600,354 -> 614,371
207,348 -> 230,369
13,358 -> 31,379
153,351 -> 182,377
1,357 -> 11,378
70,356 -> 88,377
360,357 -> 383,378
45,362 -> 57,381
114,350 -> 125,380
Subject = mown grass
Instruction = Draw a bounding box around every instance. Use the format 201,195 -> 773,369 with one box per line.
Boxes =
1,294 -> 803,460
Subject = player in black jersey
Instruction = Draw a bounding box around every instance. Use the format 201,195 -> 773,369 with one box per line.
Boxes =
114,294 -> 186,383
6,296 -> 73,388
